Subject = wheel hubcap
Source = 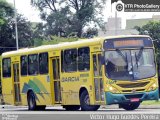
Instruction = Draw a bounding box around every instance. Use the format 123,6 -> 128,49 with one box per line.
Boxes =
29,95 -> 34,108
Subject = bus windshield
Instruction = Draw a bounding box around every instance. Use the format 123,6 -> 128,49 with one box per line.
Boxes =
105,49 -> 156,80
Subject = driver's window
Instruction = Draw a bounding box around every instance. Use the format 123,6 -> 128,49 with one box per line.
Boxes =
93,54 -> 98,76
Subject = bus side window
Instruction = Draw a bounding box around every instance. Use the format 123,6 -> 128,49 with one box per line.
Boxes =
21,55 -> 28,76
2,58 -> 11,77
28,54 -> 39,75
98,54 -> 102,76
78,47 -> 90,71
64,49 -> 77,72
39,53 -> 48,74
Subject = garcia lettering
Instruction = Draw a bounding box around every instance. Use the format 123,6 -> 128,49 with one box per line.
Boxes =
62,77 -> 79,82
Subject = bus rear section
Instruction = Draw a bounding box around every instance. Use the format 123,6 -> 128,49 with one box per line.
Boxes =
103,36 -> 159,110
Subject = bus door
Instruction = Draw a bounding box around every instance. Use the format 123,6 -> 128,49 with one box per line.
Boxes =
92,53 -> 104,103
51,57 -> 62,103
12,62 -> 21,105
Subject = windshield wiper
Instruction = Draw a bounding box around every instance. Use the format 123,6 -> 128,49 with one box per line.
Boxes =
135,52 -> 138,68
116,49 -> 129,69
116,49 -> 126,62
135,47 -> 144,68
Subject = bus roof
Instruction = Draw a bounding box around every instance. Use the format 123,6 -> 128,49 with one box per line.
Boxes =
2,35 -> 150,57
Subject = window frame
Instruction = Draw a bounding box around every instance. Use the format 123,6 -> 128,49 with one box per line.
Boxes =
78,47 -> 90,71
39,52 -> 49,74
63,48 -> 78,72
28,54 -> 39,75
20,55 -> 28,76
2,58 -> 11,78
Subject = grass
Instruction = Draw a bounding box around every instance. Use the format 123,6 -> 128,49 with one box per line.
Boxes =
142,100 -> 160,105
42,36 -> 79,45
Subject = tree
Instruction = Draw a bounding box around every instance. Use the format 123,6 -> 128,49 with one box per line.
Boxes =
44,9 -> 69,37
32,23 -> 45,46
0,0 -> 14,26
0,0 -> 39,54
0,0 -> 15,54
0,14 -> 36,53
13,14 -> 34,47
82,27 -> 98,38
31,0 -> 106,37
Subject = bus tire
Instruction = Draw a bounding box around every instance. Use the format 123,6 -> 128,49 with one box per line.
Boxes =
80,90 -> 100,111
36,105 -> 46,111
63,105 -> 80,111
27,91 -> 37,110
120,102 -> 140,111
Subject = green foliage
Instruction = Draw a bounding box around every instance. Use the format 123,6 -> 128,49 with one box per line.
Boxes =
135,21 -> 160,40
44,10 -> 69,37
142,100 -> 160,105
31,0 -> 106,37
32,23 -> 44,40
0,14 -> 36,54
0,0 -> 44,54
42,36 -> 78,45
15,14 -> 34,47
0,0 -> 14,26
0,0 -> 15,54
34,38 -> 43,46
82,27 -> 98,38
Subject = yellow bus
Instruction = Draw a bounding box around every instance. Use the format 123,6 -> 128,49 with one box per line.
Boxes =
1,35 -> 159,111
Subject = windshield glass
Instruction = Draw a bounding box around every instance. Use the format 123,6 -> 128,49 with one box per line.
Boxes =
105,49 -> 156,80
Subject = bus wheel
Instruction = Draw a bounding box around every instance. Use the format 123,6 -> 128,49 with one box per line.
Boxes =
27,91 -> 37,110
63,105 -> 80,111
120,102 -> 140,111
36,105 -> 46,111
80,90 -> 100,111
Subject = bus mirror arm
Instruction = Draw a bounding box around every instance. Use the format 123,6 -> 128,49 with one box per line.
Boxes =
100,56 -> 105,65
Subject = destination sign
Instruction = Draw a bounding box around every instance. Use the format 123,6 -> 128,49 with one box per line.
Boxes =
114,40 -> 143,48
104,37 -> 153,49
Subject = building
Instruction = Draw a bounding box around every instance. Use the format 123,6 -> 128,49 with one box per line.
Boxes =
126,15 -> 160,29
98,17 -> 139,37
98,29 -> 139,37
107,17 -> 122,30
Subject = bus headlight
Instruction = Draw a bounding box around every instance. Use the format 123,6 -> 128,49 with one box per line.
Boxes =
108,86 -> 119,93
148,83 -> 157,91
109,86 -> 113,91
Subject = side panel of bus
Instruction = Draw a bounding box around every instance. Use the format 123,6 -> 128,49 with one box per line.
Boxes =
59,45 -> 105,105
20,52 -> 52,106
20,76 -> 52,106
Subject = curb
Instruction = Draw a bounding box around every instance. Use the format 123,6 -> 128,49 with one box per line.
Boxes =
100,104 -> 160,109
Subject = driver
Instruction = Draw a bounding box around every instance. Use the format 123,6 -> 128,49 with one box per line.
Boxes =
106,53 -> 116,78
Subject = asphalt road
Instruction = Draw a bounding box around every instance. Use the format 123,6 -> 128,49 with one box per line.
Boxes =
0,106 -> 160,120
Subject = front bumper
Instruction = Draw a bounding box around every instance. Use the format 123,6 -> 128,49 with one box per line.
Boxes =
105,88 -> 159,105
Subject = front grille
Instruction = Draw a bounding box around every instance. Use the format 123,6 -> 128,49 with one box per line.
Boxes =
122,89 -> 145,92
125,94 -> 143,99
117,82 -> 149,88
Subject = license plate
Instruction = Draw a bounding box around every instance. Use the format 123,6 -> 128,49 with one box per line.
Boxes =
130,98 -> 140,102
